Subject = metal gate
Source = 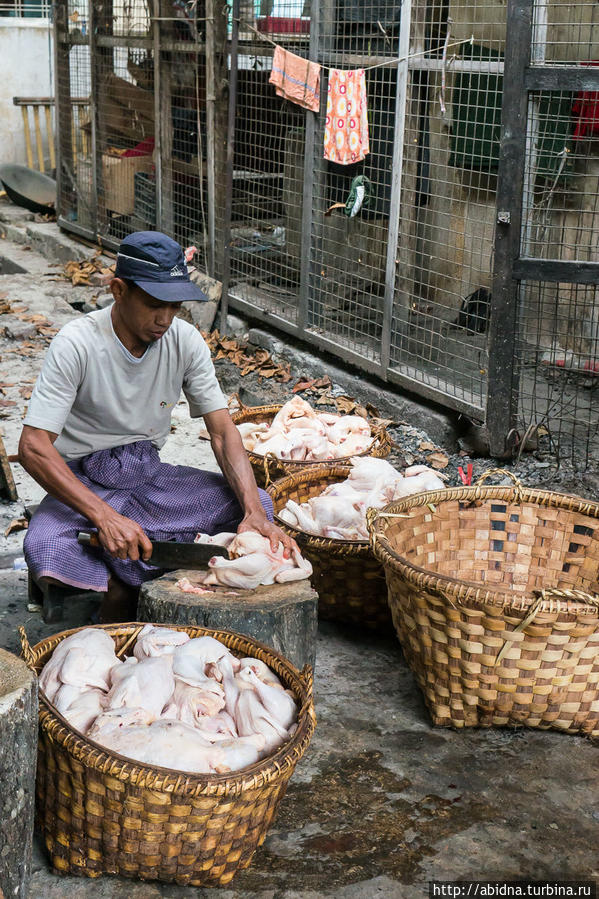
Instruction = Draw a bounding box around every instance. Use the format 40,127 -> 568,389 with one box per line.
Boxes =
489,0 -> 599,459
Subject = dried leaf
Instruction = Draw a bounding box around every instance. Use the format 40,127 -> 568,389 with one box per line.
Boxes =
0,399 -> 16,408
19,387 -> 32,399
292,378 -> 315,393
419,441 -> 435,452
4,517 -> 28,537
426,451 -> 449,470
312,375 -> 332,390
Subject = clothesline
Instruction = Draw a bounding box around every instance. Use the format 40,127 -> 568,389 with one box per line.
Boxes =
235,16 -> 474,74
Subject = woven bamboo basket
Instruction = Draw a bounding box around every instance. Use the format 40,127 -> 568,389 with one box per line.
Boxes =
367,469 -> 599,736
230,394 -> 392,488
267,465 -> 391,630
20,622 -> 316,886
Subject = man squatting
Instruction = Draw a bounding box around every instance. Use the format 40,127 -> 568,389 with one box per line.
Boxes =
19,230 -> 296,621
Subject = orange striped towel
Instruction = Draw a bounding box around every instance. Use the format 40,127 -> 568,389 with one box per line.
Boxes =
269,45 -> 320,113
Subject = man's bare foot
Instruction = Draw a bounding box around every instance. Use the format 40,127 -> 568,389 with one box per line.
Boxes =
98,577 -> 139,623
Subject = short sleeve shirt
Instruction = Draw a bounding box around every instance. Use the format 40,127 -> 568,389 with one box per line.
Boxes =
24,305 -> 227,459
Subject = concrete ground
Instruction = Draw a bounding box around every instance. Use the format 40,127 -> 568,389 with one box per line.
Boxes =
0,204 -> 597,897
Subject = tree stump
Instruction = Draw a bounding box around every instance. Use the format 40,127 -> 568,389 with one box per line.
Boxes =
138,572 -> 318,671
0,649 -> 38,899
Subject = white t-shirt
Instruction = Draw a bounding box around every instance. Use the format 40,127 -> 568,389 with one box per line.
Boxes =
24,305 -> 227,460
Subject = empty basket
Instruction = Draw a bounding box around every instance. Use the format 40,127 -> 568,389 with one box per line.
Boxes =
367,470 -> 599,736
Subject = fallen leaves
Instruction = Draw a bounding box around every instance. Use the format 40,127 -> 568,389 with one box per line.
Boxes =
426,451 -> 449,469
202,330 -> 292,383
56,252 -> 115,287
292,375 -> 332,394
5,517 -> 28,537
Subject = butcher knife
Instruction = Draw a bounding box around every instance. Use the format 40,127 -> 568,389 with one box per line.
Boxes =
77,532 -> 229,569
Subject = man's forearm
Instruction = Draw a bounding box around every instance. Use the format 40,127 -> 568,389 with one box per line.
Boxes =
19,434 -> 110,526
211,429 -> 265,515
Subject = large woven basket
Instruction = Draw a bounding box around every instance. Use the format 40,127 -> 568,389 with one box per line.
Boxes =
367,469 -> 599,736
20,622 -> 316,886
267,465 -> 391,630
231,395 -> 391,488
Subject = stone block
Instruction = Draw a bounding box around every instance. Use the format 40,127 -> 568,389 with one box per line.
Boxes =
138,571 -> 318,671
0,648 -> 38,899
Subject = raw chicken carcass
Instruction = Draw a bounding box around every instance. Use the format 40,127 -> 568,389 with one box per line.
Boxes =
347,456 -> 403,493
39,628 -> 119,703
199,532 -> 312,589
238,658 -> 284,689
279,456 -> 446,543
331,431 -> 374,458
88,706 -> 154,743
107,655 -> 174,719
133,624 -> 190,660
268,396 -> 318,433
90,719 -> 228,774
218,734 -> 266,770
235,688 -> 290,754
162,678 -> 225,724
238,667 -> 297,730
172,636 -> 234,687
61,688 -> 107,735
327,415 -> 371,445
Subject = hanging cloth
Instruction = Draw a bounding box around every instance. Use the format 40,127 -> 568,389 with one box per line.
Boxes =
324,69 -> 370,165
269,45 -> 320,113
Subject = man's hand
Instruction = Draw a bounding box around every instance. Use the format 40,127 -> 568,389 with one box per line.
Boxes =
237,510 -> 299,559
95,510 -> 153,562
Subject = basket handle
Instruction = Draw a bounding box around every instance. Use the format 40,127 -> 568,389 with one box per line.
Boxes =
228,392 -> 247,414
19,625 -> 35,669
475,468 -> 524,501
263,451 -> 281,488
299,663 -> 316,727
537,586 -> 599,606
369,426 -> 391,457
495,586 -> 599,666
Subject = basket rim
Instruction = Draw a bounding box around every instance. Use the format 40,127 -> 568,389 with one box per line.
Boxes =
24,621 -> 316,797
368,481 -> 599,613
267,464 -> 372,551
231,403 -> 390,470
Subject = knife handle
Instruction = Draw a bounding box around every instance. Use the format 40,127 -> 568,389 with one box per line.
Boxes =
77,531 -> 101,548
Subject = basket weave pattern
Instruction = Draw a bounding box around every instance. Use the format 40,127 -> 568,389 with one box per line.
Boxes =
267,466 -> 391,630
368,474 -> 599,735
22,623 -> 316,885
231,399 -> 391,488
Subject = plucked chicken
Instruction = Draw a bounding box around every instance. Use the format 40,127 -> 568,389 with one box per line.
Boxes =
279,455 -> 446,540
237,395 -> 375,462
185,530 -> 313,591
39,627 -> 299,776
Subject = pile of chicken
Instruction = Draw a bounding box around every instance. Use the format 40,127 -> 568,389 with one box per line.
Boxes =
39,626 -> 297,775
176,531 -> 313,593
279,456 -> 446,540
236,395 -> 375,462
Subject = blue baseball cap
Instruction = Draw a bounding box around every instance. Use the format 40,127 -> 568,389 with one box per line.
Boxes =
114,231 -> 207,302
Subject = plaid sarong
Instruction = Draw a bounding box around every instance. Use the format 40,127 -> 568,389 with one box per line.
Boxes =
23,440 -> 274,592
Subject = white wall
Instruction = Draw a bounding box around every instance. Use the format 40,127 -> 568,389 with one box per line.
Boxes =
0,18 -> 53,169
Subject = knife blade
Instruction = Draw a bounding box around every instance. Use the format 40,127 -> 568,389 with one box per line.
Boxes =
77,532 -> 229,570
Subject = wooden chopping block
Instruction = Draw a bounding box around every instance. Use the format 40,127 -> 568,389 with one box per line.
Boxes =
138,571 -> 318,671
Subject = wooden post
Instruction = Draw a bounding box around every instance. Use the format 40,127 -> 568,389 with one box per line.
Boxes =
21,106 -> 34,169
154,0 -> 174,236
44,104 -> 56,171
